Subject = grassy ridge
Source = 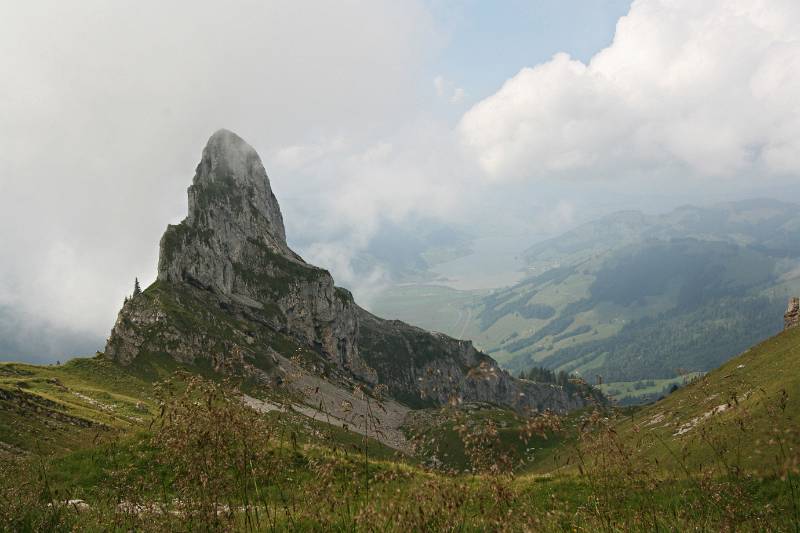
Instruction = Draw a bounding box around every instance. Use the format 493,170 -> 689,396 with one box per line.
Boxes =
607,324 -> 800,473
0,356 -> 157,455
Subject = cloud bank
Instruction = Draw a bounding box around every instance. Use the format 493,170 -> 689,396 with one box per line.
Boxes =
2,0 -> 800,361
459,0 -> 800,182
0,0 -> 440,358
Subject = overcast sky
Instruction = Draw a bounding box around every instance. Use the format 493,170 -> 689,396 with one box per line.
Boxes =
2,0 -> 799,361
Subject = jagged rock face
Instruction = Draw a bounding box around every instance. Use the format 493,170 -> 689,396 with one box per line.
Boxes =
152,129 -> 361,371
158,129 -> 294,287
356,310 -> 588,411
106,129 -> 595,414
785,297 -> 800,330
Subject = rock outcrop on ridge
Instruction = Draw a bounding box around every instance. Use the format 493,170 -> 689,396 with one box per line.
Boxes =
105,129 -> 593,413
785,297 -> 800,330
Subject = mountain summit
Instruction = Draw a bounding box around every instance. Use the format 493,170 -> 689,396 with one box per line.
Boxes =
105,130 -> 593,413
160,129 -> 293,278
115,129 -> 362,376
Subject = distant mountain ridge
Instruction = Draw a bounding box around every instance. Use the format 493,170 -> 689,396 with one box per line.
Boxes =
479,199 -> 800,383
371,199 -> 800,394
523,199 -> 800,269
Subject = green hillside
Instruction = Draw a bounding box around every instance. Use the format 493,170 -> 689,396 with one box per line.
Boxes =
598,323 -> 800,474
0,357 -> 158,456
371,200 -> 800,402
408,321 -> 800,480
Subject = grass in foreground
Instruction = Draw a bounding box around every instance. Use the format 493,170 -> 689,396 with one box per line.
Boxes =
2,365 -> 799,532
3,325 -> 800,530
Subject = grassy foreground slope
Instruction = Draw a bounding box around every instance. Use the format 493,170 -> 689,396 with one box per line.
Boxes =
0,350 -> 269,457
0,353 -> 397,458
518,324 -> 800,490
403,314 -> 800,479
0,357 -> 160,456
2,324 -> 800,531
604,323 -> 800,474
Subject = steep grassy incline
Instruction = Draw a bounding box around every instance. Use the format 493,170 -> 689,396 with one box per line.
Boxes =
570,325 -> 800,475
0,353 -> 401,460
0,351 -> 280,457
0,357 -> 158,456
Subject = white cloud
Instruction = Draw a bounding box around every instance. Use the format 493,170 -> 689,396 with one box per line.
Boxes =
450,87 -> 465,104
3,0 -> 799,361
434,75 -> 447,97
266,120 -> 486,307
545,201 -> 576,233
269,119 -> 479,295
302,241 -> 390,309
0,0 -> 440,357
459,0 -> 800,182
433,75 -> 465,104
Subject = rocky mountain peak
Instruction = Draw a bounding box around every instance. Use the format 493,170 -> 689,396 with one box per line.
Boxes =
785,297 -> 800,330
198,129 -> 262,184
148,129 -> 362,373
106,129 -> 595,416
186,129 -> 289,254
158,130 -> 301,295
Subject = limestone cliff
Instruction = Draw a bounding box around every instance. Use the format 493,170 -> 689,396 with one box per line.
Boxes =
106,129 -> 593,413
785,297 -> 800,330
